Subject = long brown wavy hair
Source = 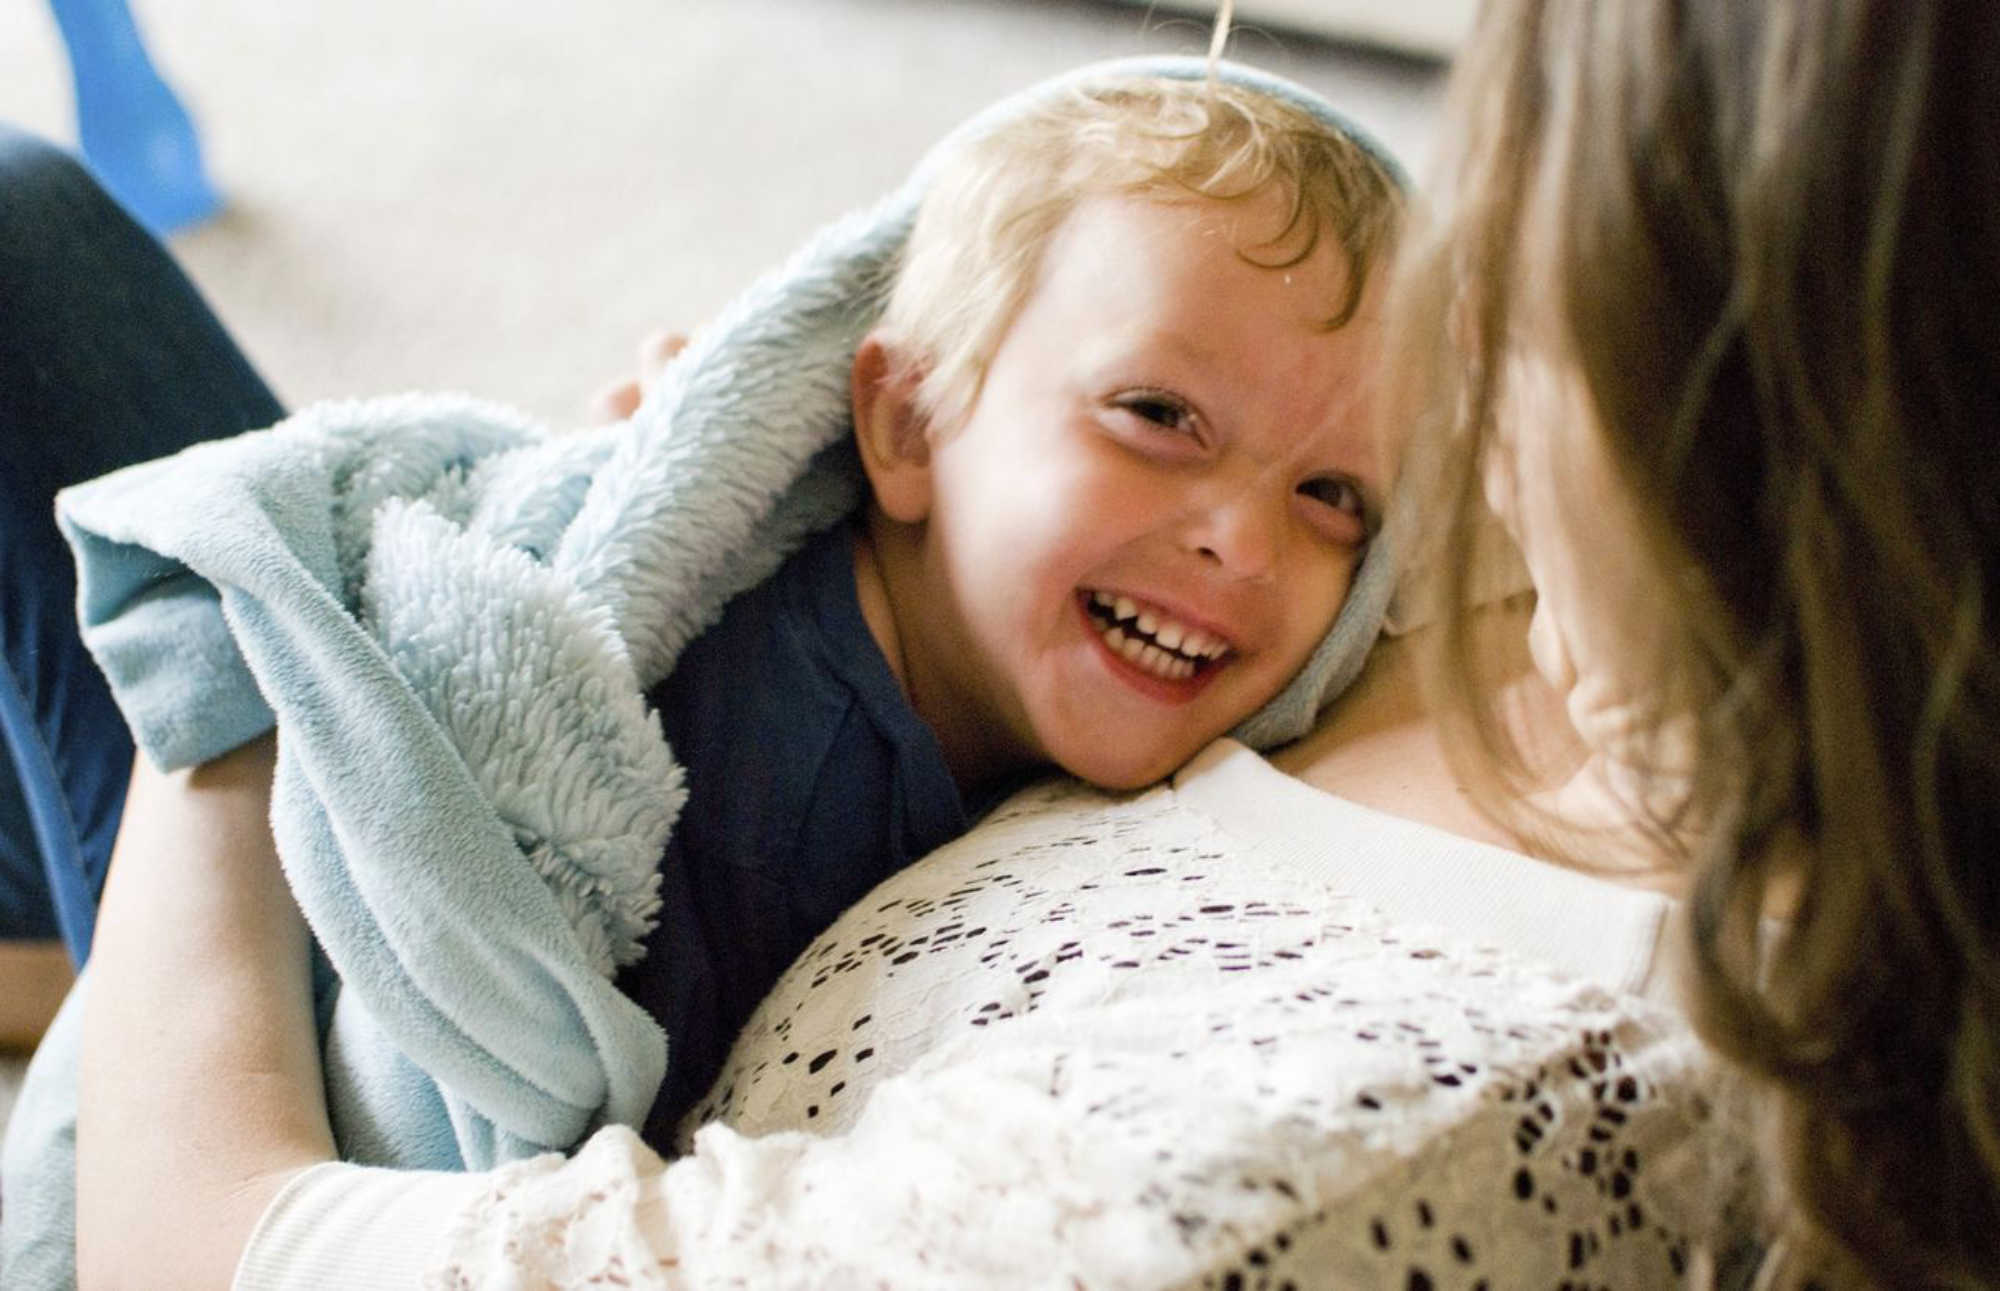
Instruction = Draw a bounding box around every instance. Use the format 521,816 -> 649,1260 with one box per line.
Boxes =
1389,0 -> 2000,1284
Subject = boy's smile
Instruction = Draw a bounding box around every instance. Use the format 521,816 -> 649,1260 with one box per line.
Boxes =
856,190 -> 1390,792
1081,588 -> 1233,688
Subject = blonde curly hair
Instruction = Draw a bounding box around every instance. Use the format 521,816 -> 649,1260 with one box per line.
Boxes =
875,73 -> 1402,434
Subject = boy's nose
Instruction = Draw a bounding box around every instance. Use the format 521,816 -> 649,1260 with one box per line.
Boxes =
1183,485 -> 1282,582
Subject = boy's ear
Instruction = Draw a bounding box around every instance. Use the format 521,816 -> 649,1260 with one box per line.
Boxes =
850,333 -> 934,525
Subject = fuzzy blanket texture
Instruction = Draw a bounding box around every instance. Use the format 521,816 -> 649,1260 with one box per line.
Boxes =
0,56 -> 1403,1289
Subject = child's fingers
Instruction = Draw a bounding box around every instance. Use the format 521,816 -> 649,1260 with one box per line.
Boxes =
590,377 -> 644,423
589,330 -> 689,423
640,330 -> 689,378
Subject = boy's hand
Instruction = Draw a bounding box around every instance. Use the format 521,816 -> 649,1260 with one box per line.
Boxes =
589,329 -> 688,422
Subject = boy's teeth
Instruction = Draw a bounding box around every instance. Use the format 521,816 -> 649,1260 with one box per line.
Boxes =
1086,588 -> 1231,680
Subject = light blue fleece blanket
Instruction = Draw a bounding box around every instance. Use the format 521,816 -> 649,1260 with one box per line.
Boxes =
0,56 -> 1405,1289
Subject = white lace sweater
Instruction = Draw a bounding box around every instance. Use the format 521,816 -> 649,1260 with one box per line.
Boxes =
235,741 -> 1751,1290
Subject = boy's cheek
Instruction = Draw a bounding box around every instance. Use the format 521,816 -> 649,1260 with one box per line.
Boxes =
1262,522 -> 1363,687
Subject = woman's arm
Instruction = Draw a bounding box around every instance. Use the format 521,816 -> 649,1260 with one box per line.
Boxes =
76,732 -> 336,1291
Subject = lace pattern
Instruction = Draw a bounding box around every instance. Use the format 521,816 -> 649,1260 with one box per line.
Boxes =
431,777 -> 1751,1289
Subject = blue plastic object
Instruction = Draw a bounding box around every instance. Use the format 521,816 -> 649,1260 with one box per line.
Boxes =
49,0 -> 221,235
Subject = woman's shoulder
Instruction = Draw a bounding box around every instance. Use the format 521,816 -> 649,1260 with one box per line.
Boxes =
659,766 -> 1753,1285
248,767 -> 1751,1291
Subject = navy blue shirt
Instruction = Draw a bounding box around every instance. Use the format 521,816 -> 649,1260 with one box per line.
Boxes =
617,521 -> 967,1148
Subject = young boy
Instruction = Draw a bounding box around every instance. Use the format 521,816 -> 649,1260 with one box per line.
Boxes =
623,72 -> 1403,1143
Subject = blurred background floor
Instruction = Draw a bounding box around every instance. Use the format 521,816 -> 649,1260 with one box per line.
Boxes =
0,0 -> 1446,1132
0,0 -> 1445,423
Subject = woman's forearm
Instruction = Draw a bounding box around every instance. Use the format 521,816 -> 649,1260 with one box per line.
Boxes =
77,732 -> 335,1291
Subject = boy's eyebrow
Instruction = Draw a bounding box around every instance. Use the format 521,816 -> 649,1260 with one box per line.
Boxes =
1123,325 -> 1225,374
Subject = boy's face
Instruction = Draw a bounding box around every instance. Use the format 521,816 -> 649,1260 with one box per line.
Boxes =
869,190 -> 1390,791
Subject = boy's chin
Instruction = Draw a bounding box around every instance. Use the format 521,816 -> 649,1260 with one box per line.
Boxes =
1058,736 -> 1209,793
1074,767 -> 1166,792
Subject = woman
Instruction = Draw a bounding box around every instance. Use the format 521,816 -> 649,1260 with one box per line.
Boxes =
46,0 -> 2000,1287
1394,0 -> 2000,1283
21,60 -> 1736,1289
12,81 -> 1734,1291
10,44 -> 1732,1291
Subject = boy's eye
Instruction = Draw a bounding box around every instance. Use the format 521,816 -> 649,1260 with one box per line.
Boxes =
1115,391 -> 1199,437
1298,475 -> 1370,523
1299,475 -> 1361,514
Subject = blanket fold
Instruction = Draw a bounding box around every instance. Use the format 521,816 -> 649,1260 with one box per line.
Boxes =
0,55 -> 1405,1291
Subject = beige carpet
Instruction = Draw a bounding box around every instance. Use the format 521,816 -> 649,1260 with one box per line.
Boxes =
1,0 -> 1442,424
